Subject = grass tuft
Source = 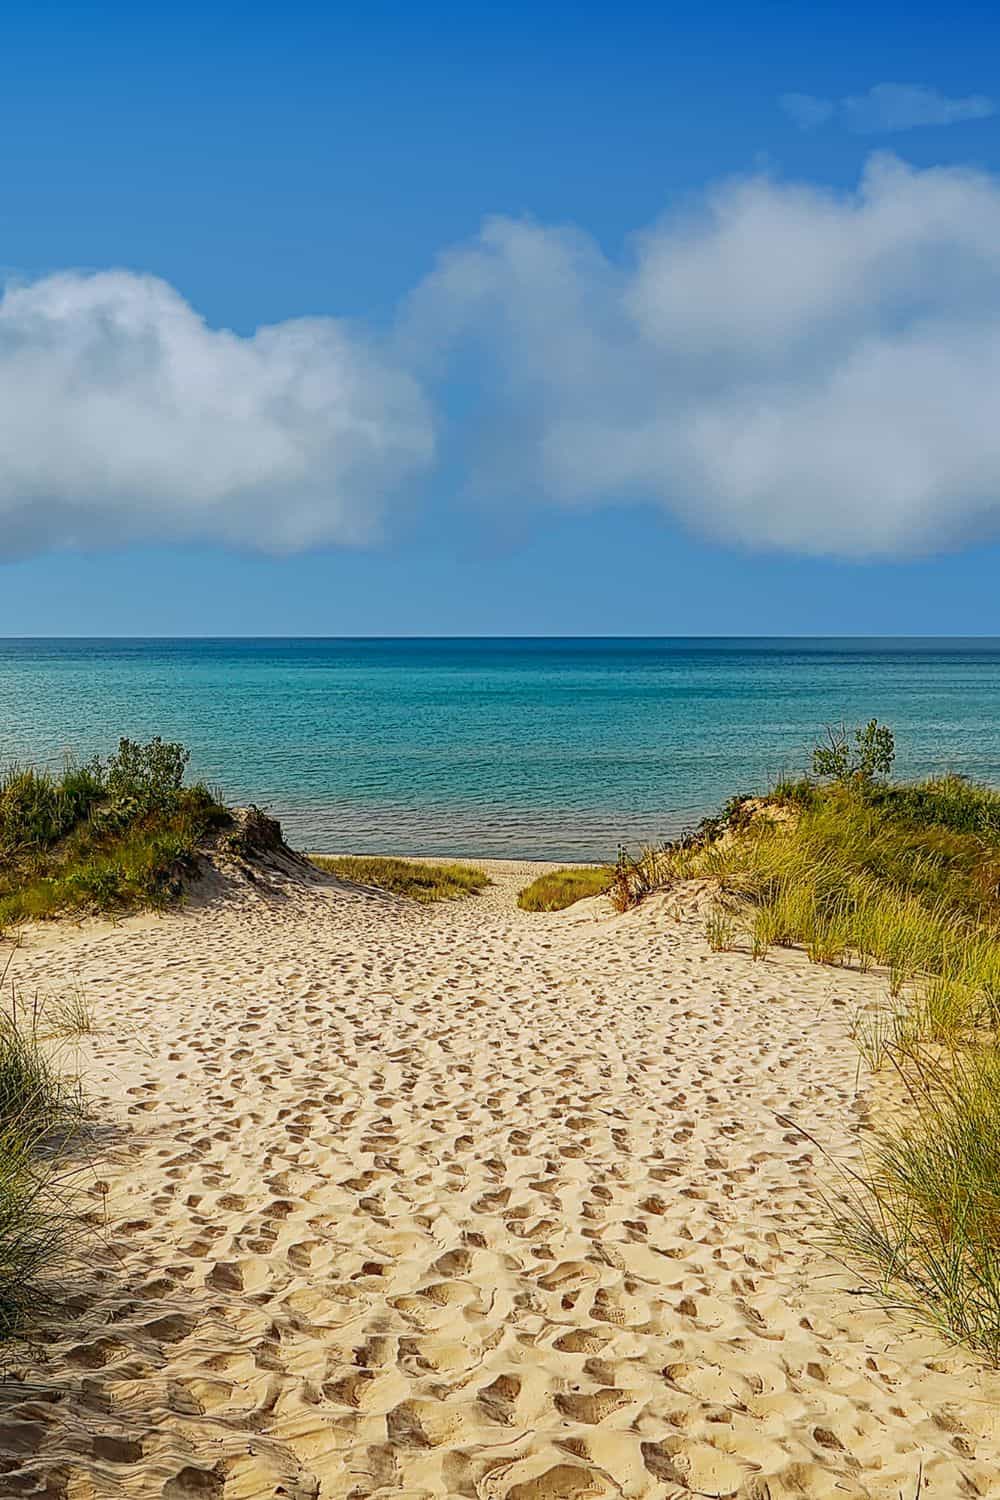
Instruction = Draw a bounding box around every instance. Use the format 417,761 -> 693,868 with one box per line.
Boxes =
836,1046 -> 1000,1364
517,866 -> 613,912
0,985 -> 86,1342
705,906 -> 737,952
311,855 -> 489,903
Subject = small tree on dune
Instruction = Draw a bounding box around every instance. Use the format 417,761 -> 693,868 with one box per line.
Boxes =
812,719 -> 895,786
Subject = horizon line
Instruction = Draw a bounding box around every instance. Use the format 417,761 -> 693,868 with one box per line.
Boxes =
2,633 -> 1000,644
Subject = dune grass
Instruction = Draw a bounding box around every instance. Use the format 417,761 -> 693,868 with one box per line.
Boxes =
0,739 -> 230,933
654,778 -> 1000,1042
0,986 -> 86,1341
517,866 -> 614,911
834,1045 -> 1000,1363
630,766 -> 1000,1359
311,855 -> 489,903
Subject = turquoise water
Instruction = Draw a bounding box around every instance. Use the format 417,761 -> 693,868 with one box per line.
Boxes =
2,638 -> 1000,860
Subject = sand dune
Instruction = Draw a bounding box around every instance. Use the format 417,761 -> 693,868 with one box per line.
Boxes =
2,856 -> 999,1498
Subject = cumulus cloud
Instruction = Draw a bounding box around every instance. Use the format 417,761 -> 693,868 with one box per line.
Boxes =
406,154 -> 1000,558
781,82 -> 995,134
0,271 -> 433,559
8,152 -> 1000,564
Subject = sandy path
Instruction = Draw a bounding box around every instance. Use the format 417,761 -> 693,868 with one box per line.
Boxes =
1,860 -> 998,1499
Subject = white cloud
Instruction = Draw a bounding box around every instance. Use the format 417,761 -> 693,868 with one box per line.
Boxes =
8,153 -> 1000,565
843,83 -> 995,133
0,270 -> 433,559
407,154 -> 1000,558
781,83 -> 995,135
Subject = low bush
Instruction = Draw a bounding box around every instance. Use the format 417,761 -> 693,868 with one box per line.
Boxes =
812,718 -> 895,785
0,740 -> 229,931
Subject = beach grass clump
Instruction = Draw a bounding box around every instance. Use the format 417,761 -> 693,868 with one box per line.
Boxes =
0,739 -> 229,932
837,1045 -> 1000,1364
705,905 -> 737,952
0,992 -> 86,1342
311,855 -> 489,903
517,866 -> 614,912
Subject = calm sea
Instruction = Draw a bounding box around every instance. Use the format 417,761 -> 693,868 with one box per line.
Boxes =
2,638 -> 1000,861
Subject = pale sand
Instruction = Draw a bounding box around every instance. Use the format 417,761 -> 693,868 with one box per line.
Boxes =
2,856 -> 999,1499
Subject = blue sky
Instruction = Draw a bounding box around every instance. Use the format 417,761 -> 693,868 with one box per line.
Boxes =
2,0 -> 1000,634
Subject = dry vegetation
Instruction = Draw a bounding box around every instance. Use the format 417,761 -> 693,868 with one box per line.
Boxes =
517,865 -> 613,911
310,855 -> 489,903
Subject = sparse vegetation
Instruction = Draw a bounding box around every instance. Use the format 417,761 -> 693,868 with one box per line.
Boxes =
621,724 -> 1000,1359
517,865 -> 613,912
834,1044 -> 1000,1364
311,855 -> 489,903
0,739 -> 230,932
705,906 -> 737,952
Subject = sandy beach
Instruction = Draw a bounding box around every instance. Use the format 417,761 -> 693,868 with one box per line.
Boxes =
2,853 -> 999,1499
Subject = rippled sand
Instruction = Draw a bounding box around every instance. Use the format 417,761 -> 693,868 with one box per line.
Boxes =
2,856 -> 999,1498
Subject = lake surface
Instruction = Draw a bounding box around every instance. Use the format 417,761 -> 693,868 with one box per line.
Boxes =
2,638 -> 1000,860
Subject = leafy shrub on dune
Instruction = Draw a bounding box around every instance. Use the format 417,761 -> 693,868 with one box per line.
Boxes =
0,739 -> 229,930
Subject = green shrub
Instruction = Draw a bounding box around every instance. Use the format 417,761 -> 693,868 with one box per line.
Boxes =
0,763 -> 104,858
812,719 -> 895,785
771,775 -> 820,809
104,737 -> 190,814
0,740 -> 229,930
869,774 -> 1000,838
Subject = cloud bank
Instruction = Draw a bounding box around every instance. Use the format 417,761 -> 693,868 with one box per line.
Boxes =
408,153 -> 1000,558
6,152 -> 1000,562
0,271 -> 434,557
781,83 -> 995,134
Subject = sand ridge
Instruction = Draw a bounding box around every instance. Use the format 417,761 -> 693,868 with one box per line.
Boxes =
1,858 -> 999,1498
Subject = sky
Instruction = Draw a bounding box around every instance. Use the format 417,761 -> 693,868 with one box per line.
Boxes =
2,0 -> 1000,635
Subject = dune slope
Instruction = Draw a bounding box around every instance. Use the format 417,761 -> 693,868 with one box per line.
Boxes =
2,857 -> 998,1499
